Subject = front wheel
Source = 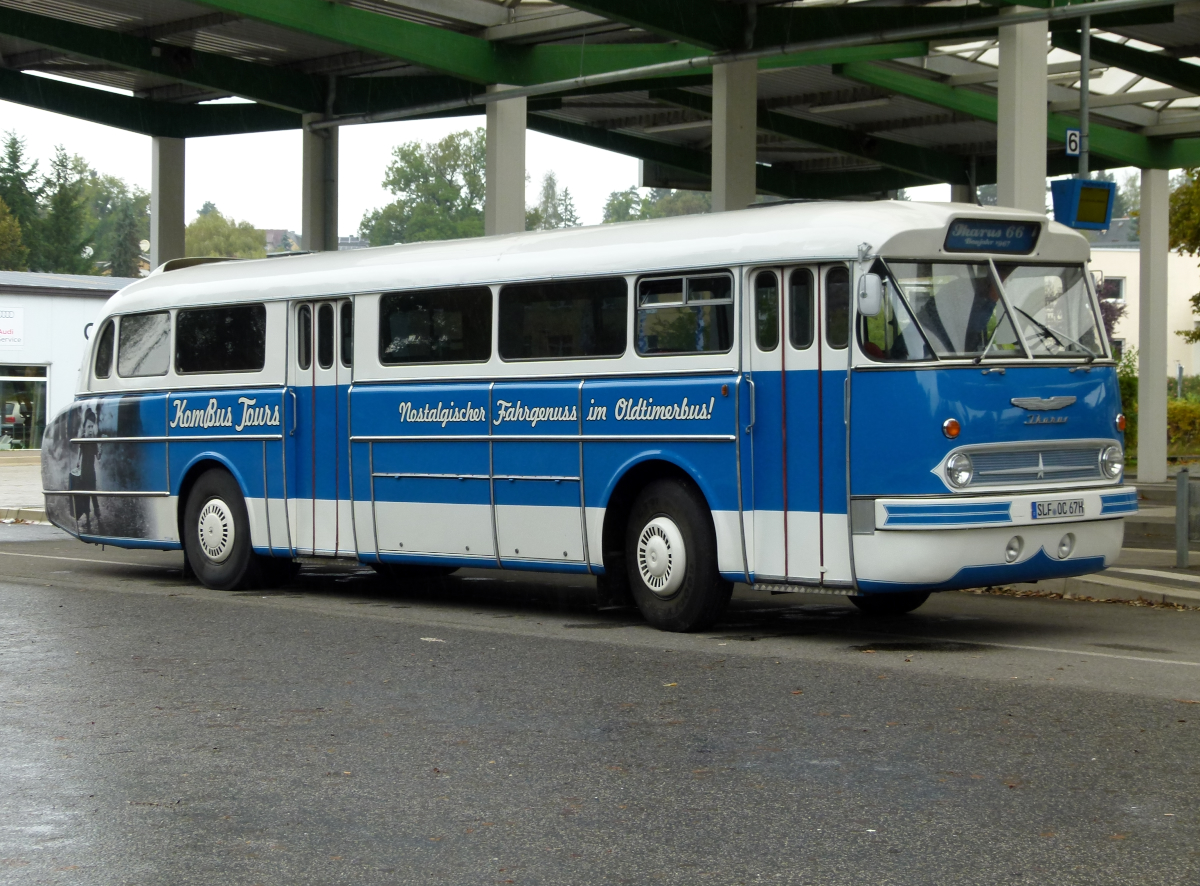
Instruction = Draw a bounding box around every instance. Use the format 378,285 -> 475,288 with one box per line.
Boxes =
849,591 -> 930,616
624,478 -> 732,632
183,468 -> 261,591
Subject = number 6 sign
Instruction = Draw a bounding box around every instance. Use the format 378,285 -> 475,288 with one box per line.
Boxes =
1065,128 -> 1081,157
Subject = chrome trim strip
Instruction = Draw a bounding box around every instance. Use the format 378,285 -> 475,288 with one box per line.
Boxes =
44,489 -> 171,497
578,378 -> 592,575
350,434 -> 737,443
70,435 -> 284,443
373,472 -> 491,480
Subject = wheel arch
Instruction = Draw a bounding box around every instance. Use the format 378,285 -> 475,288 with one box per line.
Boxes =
174,453 -> 253,545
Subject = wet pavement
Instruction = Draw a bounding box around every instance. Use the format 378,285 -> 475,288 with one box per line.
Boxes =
1,523 -> 1198,885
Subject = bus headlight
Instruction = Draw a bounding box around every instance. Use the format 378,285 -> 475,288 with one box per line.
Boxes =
1100,444 -> 1124,479
946,453 -> 974,488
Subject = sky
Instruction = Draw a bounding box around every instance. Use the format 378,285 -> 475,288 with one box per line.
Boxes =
0,95 -> 949,237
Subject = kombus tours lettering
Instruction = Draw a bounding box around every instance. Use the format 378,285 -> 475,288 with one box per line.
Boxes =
169,397 -> 280,431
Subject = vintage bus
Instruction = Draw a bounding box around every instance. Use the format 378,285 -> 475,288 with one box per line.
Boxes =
41,201 -> 1134,631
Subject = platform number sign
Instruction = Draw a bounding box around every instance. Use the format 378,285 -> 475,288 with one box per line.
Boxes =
1065,128 -> 1082,157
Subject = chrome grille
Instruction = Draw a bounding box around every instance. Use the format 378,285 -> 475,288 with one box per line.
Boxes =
967,444 -> 1104,487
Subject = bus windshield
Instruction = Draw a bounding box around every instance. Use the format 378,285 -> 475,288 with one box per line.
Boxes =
859,260 -> 1103,362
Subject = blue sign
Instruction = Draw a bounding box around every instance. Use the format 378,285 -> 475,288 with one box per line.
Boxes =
1050,179 -> 1115,231
944,219 -> 1041,254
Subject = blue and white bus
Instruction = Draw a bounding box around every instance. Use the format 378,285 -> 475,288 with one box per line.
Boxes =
41,201 -> 1134,631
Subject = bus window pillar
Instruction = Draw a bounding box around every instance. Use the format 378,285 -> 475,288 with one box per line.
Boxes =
302,114 -> 339,252
712,60 -> 757,212
150,136 -> 185,268
485,85 -> 526,236
996,10 -> 1047,212
1138,167 -> 1169,483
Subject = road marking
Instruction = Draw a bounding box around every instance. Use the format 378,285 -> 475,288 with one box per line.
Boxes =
861,630 -> 1200,668
0,550 -> 177,570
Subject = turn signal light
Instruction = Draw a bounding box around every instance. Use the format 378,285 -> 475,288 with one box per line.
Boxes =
1116,413 -> 1126,431
942,418 -> 961,439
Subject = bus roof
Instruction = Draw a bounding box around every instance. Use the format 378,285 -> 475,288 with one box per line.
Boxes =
107,200 -> 1089,314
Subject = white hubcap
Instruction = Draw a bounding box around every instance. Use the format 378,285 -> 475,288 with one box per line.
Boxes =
637,516 -> 687,597
198,499 -> 235,563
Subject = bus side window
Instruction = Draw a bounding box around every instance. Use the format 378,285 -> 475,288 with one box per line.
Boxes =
117,311 -> 170,377
297,305 -> 312,370
789,269 -> 814,349
499,278 -> 627,360
317,304 -> 334,369
340,302 -> 353,368
754,271 -> 779,352
825,266 -> 849,349
636,272 -> 733,355
379,287 -> 492,365
94,319 -> 115,379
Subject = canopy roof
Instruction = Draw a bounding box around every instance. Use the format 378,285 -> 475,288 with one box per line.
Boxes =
1,0 -> 1197,198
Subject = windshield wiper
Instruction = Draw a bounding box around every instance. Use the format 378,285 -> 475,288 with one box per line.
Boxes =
1012,305 -> 1098,360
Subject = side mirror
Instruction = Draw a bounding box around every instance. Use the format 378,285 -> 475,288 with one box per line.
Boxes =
857,273 -> 883,317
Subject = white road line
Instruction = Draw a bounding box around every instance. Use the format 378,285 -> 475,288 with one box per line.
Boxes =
861,631 -> 1200,668
0,550 -> 178,570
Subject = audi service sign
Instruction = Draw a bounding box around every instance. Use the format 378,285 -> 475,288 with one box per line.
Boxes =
0,307 -> 23,348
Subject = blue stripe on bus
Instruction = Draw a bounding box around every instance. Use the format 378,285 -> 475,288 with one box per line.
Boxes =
1100,491 -> 1138,515
493,480 -> 581,508
856,548 -> 1106,593
883,500 -> 1012,527
79,534 -> 183,551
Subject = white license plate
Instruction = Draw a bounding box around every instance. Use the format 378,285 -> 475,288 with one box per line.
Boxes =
1032,499 -> 1085,520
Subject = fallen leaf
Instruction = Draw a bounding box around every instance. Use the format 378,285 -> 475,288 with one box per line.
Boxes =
1109,833 -> 1127,841
791,690 -> 803,695
421,637 -> 445,643
663,682 -> 677,687
1175,699 -> 1199,705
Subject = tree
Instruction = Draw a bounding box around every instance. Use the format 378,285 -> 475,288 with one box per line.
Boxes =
1168,169 -> 1200,343
81,169 -> 149,273
0,195 -> 28,271
185,205 -> 266,259
0,132 -> 41,265
108,200 -> 141,277
360,129 -> 486,245
38,147 -> 93,274
602,187 -> 711,223
526,171 -> 580,230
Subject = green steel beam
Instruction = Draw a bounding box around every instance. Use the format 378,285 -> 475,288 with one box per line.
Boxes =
527,113 -> 928,199
1053,31 -> 1200,95
652,87 -> 967,184
0,6 -> 326,113
835,60 -> 1200,169
0,68 -> 301,138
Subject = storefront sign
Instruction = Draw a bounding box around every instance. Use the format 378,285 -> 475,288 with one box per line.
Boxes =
0,308 -> 23,348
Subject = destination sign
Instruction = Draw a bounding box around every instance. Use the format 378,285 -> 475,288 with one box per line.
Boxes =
943,219 -> 1040,254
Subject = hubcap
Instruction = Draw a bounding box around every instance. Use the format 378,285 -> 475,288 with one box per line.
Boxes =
636,516 -> 687,597
197,498 -> 235,563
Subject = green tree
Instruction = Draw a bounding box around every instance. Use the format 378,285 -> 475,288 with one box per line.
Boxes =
1169,169 -> 1200,343
0,195 -> 28,271
0,132 -> 41,264
39,147 -> 93,274
360,129 -> 486,246
80,169 -> 149,273
185,205 -> 266,259
526,171 -> 580,230
601,187 -> 711,223
108,199 -> 141,277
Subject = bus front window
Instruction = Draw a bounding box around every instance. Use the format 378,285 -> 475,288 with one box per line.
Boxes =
994,263 -> 1103,359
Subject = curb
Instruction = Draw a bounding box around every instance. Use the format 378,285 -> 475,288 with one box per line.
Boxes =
1012,573 -> 1200,608
0,506 -> 48,523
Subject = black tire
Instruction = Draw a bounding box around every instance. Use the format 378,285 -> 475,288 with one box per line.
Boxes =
624,478 -> 732,632
182,468 -> 262,591
849,591 -> 930,616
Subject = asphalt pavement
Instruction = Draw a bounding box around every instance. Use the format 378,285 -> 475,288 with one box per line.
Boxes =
1,522 -> 1197,885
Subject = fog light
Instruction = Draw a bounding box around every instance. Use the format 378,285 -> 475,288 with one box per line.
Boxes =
1058,533 -> 1075,559
1116,413 -> 1126,432
1005,536 -> 1024,563
946,452 -> 973,487
1100,444 -> 1124,479
943,418 -> 961,439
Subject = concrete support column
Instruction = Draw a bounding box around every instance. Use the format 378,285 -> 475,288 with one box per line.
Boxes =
485,85 -> 526,236
150,137 -> 185,268
950,184 -> 974,204
302,114 -> 339,251
1138,167 -> 1169,482
711,60 -> 758,212
996,11 -> 1048,212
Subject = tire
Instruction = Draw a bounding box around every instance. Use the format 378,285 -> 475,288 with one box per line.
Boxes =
182,468 -> 262,591
624,478 -> 732,632
849,591 -> 930,616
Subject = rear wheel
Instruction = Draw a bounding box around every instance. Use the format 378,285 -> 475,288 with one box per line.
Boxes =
624,478 -> 732,632
849,591 -> 930,616
183,468 -> 262,591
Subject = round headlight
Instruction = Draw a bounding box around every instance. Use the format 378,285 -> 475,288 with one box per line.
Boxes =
1100,444 -> 1124,479
946,452 -> 974,488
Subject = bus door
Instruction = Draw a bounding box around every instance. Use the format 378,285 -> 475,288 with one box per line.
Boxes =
289,299 -> 353,556
747,264 -> 850,584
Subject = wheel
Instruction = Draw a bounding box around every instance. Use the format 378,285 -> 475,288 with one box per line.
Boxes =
849,591 -> 930,616
182,468 -> 262,591
624,478 -> 732,632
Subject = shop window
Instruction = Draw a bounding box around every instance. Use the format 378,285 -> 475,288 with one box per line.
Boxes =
0,366 -> 47,450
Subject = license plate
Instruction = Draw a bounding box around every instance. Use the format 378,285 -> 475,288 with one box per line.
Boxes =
1032,499 -> 1085,519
